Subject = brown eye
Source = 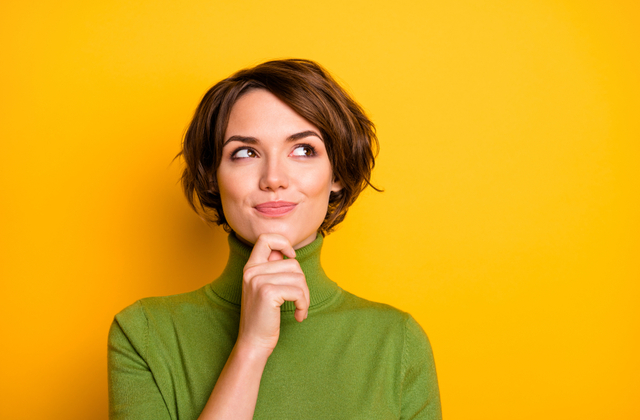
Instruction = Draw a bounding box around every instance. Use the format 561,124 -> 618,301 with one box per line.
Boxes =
291,145 -> 315,157
233,148 -> 257,159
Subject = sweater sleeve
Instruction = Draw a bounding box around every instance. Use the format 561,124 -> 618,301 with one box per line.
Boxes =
108,301 -> 171,420
400,315 -> 442,420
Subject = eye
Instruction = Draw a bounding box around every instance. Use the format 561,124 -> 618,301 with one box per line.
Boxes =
232,148 -> 257,159
290,144 -> 316,157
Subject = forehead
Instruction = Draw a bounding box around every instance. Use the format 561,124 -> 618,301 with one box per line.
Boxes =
224,89 -> 320,141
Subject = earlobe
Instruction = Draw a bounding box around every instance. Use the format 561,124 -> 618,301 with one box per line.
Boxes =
330,178 -> 343,193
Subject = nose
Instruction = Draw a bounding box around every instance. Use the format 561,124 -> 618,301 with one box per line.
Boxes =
259,155 -> 289,192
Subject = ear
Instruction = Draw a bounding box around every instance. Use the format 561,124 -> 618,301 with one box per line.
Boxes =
330,176 -> 343,193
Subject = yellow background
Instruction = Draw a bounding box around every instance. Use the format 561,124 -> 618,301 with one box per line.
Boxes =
1,0 -> 638,418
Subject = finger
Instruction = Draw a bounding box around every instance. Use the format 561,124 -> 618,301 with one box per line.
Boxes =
246,234 -> 295,266
246,273 -> 310,320
243,260 -> 303,280
294,308 -> 307,323
301,279 -> 310,320
245,272 -> 307,295
268,250 -> 283,261
260,284 -> 309,322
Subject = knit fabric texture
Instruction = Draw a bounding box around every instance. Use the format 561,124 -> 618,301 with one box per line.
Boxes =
108,233 -> 442,419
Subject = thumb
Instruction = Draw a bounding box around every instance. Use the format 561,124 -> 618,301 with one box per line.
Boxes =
268,250 -> 284,261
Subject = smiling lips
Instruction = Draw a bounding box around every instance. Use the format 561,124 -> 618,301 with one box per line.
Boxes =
254,201 -> 297,216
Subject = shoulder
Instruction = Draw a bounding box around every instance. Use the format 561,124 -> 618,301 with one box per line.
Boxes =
112,286 -> 213,333
332,290 -> 432,346
337,289 -> 414,324
109,286 -> 220,356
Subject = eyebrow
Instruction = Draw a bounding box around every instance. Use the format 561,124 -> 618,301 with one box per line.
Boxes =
222,130 -> 322,147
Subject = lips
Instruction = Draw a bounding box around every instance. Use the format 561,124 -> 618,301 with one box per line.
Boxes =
254,201 -> 297,216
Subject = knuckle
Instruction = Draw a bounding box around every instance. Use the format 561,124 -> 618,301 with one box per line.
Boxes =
285,259 -> 302,271
245,274 -> 266,294
259,283 -> 278,300
243,266 -> 256,282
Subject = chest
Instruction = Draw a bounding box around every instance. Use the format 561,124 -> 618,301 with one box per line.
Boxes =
148,309 -> 404,420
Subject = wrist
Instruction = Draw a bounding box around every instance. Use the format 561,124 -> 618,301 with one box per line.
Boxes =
232,339 -> 273,365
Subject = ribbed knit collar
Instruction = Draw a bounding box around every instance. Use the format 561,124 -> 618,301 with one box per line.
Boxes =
209,232 -> 341,311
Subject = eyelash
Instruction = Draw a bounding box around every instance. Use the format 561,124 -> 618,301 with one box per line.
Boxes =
230,147 -> 257,160
292,143 -> 317,157
230,144 -> 318,160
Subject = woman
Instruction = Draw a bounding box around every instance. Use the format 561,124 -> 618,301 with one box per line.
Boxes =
108,59 -> 441,419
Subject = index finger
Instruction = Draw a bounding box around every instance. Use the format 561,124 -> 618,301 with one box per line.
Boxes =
245,233 -> 296,268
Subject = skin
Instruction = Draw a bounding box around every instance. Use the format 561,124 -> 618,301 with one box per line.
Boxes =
198,89 -> 342,420
216,88 -> 342,250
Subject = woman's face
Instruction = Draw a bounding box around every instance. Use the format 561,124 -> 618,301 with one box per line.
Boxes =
217,89 -> 342,249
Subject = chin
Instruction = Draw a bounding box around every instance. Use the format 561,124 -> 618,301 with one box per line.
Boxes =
265,228 -> 316,250
234,224 -> 317,250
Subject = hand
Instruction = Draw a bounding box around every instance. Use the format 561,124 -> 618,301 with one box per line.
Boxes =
236,233 -> 310,356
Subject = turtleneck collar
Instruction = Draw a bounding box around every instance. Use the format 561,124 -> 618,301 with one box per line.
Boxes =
209,232 -> 341,311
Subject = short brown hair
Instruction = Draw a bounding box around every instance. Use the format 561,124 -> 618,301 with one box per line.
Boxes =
179,58 -> 379,235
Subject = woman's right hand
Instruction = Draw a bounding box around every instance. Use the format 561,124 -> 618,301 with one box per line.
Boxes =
197,233 -> 310,419
235,233 -> 310,356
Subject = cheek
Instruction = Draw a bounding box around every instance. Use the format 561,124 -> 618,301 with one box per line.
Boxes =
216,169 -> 244,211
298,169 -> 334,196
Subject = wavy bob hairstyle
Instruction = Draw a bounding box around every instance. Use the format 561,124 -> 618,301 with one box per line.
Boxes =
179,58 -> 379,235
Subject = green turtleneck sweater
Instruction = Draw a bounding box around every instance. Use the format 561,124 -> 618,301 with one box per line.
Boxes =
108,233 -> 441,419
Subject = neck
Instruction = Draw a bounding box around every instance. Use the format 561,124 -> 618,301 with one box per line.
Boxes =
210,232 -> 340,311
